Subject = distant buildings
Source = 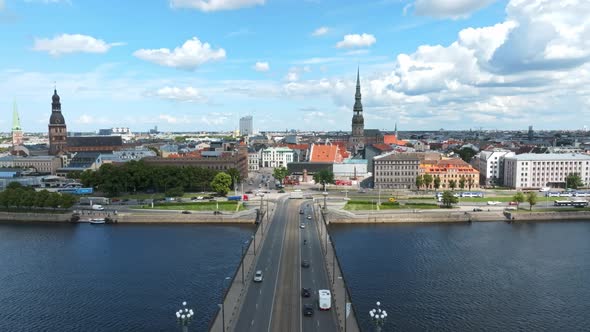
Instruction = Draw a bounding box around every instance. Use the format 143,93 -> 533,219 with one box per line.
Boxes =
503,153 -> 590,189
373,152 -> 441,189
260,147 -> 293,168
248,147 -> 259,172
240,116 -> 253,136
0,155 -> 62,175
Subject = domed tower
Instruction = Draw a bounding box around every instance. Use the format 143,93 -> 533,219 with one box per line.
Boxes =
351,68 -> 365,145
12,99 -> 23,147
48,88 -> 67,155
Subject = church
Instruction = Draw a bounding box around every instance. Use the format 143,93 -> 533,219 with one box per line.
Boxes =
348,69 -> 384,154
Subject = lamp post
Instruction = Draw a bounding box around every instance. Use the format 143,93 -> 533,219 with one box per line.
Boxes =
322,191 -> 328,211
175,301 -> 194,332
369,301 -> 387,332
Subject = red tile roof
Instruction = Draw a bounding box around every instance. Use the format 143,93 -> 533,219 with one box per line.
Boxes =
309,144 -> 343,163
372,143 -> 394,152
383,134 -> 407,146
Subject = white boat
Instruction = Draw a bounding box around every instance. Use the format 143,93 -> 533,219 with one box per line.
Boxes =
90,218 -> 106,224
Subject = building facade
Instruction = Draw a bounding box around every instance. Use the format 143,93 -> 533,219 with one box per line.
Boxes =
260,147 -> 293,168
373,152 -> 441,189
503,153 -> 590,189
248,147 -> 260,172
419,159 -> 480,190
472,149 -> 515,186
48,89 -> 67,155
239,116 -> 253,136
0,155 -> 62,174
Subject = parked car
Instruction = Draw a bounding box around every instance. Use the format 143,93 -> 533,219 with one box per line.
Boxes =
245,190 -> 253,194
301,260 -> 310,268
301,288 -> 311,297
303,304 -> 314,317
253,270 -> 263,282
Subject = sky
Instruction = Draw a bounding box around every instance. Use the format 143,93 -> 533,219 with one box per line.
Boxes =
1,0 -> 589,133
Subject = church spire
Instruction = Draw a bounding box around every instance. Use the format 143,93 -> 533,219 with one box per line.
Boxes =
12,99 -> 21,131
353,67 -> 363,114
394,122 -> 398,138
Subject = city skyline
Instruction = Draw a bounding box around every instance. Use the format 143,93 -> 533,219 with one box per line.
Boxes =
1,0 -> 589,132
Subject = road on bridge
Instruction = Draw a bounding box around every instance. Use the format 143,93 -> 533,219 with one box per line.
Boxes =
234,198 -> 339,332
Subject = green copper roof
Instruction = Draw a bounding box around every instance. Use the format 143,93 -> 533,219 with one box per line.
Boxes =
12,99 -> 22,131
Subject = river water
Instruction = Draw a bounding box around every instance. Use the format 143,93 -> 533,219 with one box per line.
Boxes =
1,221 -> 589,332
331,221 -> 590,332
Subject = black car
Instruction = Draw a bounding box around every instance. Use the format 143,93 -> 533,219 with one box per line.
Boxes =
303,304 -> 314,316
181,210 -> 192,214
301,260 -> 310,268
301,288 -> 311,297
245,190 -> 253,194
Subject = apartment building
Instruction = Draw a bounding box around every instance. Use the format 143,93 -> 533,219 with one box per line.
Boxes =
420,158 -> 480,190
472,149 -> 515,186
373,152 -> 440,189
260,147 -> 294,168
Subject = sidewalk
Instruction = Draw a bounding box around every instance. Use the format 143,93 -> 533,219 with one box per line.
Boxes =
209,201 -> 276,332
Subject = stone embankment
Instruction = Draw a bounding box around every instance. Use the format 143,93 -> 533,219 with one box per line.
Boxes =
328,209 -> 590,223
0,212 -> 73,223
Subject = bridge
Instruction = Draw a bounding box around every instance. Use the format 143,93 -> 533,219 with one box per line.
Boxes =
209,196 -> 360,332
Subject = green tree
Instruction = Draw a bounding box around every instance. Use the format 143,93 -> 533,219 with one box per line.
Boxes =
526,192 -> 537,211
433,176 -> 441,191
459,176 -> 466,190
211,172 -> 232,196
6,182 -> 23,190
46,192 -> 61,209
312,169 -> 335,191
449,179 -> 457,191
165,186 -> 184,198
423,174 -> 433,190
454,147 -> 477,163
415,175 -> 424,190
441,191 -> 458,208
566,173 -> 584,189
226,168 -> 242,188
60,194 -> 77,209
513,191 -> 525,208
272,166 -> 289,185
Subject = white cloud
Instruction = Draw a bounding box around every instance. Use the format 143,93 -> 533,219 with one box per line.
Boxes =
336,33 -> 376,49
312,26 -> 329,36
253,61 -> 270,72
32,34 -> 124,56
149,86 -> 206,102
170,0 -> 265,12
413,0 -> 497,19
133,37 -> 226,70
284,66 -> 311,82
159,114 -> 179,124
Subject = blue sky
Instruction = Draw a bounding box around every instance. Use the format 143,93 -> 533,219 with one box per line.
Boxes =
1,0 -> 589,133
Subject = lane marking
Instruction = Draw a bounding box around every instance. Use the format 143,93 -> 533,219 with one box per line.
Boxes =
267,199 -> 288,332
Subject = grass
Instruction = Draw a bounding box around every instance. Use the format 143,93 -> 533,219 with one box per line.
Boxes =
344,201 -> 441,211
112,192 -> 215,200
134,201 -> 245,212
458,196 -> 513,203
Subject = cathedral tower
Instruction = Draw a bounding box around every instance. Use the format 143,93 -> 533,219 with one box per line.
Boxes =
351,68 -> 365,145
48,88 -> 67,155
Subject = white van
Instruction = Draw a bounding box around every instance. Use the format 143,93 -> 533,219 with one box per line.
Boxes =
318,289 -> 331,310
91,204 -> 104,211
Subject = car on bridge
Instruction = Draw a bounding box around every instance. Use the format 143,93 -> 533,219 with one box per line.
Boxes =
306,215 -> 312,220
300,224 -> 306,229
253,270 -> 263,282
318,289 -> 331,310
301,260 -> 310,268
303,304 -> 314,317
301,288 -> 311,297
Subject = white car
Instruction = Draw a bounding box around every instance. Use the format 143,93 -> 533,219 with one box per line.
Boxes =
300,224 -> 306,229
487,201 -> 501,205
306,215 -> 312,220
539,187 -> 551,192
253,270 -> 263,282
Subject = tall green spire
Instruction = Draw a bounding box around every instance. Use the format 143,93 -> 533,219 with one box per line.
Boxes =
12,99 -> 22,131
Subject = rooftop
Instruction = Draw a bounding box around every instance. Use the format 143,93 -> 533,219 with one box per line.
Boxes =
507,153 -> 590,161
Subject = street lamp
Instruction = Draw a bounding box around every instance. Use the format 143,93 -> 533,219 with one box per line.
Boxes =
369,301 -> 387,332
175,301 -> 194,332
322,191 -> 329,211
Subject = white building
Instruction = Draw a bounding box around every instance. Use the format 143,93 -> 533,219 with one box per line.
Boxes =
503,153 -> 590,189
248,148 -> 259,172
472,149 -> 515,186
260,147 -> 293,168
239,116 -> 253,136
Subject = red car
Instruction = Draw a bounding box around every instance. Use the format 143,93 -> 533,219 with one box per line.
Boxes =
508,201 -> 519,206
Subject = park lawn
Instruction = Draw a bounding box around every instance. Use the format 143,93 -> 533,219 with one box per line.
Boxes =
344,201 -> 441,211
134,201 -> 244,212
459,196 -> 514,202
113,192 -> 216,200
344,202 -> 377,211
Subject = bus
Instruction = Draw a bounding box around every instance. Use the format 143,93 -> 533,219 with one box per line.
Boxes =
553,200 -> 589,207
318,289 -> 331,310
460,192 -> 484,198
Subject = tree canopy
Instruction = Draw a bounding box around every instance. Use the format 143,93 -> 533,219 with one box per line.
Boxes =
441,191 -> 458,208
0,183 -> 76,210
272,166 -> 289,184
313,169 -> 335,191
211,172 -> 232,196
526,192 -> 537,211
566,173 -> 584,189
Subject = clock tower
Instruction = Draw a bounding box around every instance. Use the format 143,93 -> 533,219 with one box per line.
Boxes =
48,89 -> 67,155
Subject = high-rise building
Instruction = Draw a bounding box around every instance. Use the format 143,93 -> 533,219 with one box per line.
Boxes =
12,100 -> 23,147
239,116 -> 253,136
48,89 -> 67,155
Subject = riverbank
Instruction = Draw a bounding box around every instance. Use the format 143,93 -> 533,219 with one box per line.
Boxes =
327,209 -> 590,223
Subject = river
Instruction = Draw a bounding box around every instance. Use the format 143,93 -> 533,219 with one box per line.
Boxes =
1,221 -> 589,331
